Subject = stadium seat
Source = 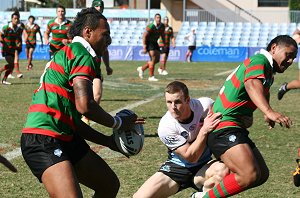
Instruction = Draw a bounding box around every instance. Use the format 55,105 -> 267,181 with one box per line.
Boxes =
181,21 -> 189,27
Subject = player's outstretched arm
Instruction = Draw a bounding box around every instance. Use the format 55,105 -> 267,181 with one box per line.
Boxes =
73,77 -> 141,130
245,78 -> 292,128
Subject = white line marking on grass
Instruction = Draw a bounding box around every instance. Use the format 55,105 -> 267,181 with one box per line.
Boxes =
2,93 -> 163,160
214,69 -> 233,76
3,148 -> 21,161
108,93 -> 163,116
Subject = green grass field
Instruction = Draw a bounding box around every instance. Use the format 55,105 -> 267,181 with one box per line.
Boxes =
0,59 -> 299,198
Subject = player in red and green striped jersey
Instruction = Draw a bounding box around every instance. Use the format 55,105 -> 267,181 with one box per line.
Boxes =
21,8 -> 144,197
158,16 -> 175,76
0,12 -> 26,84
44,5 -> 72,58
25,15 -> 43,70
197,35 -> 298,198
137,13 -> 165,81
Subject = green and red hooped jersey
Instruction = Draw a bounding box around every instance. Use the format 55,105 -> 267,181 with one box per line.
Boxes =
213,52 -> 274,132
1,22 -> 24,54
47,18 -> 72,53
22,41 -> 100,141
25,23 -> 40,45
145,22 -> 165,43
158,26 -> 173,47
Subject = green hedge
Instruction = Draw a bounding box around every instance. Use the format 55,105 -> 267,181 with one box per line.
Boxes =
289,0 -> 300,10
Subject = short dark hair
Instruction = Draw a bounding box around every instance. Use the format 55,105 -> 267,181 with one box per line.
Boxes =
57,5 -> 66,12
154,13 -> 161,18
28,15 -> 35,21
266,35 -> 298,51
69,7 -> 107,38
11,11 -> 20,19
165,81 -> 189,100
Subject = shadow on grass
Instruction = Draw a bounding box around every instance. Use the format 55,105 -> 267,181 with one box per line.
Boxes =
145,133 -> 158,138
10,82 -> 39,85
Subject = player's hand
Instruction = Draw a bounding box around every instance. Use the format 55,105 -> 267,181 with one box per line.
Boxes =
106,66 -> 113,75
108,134 -> 130,158
200,106 -> 222,135
264,114 -> 275,129
0,155 -> 17,172
265,111 -> 292,129
62,39 -> 68,45
118,114 -> 145,131
44,39 -> 49,45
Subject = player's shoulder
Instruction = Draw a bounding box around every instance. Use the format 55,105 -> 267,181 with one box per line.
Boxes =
191,97 -> 214,113
48,19 -> 56,26
147,22 -> 155,29
66,19 -> 73,25
249,53 -> 269,66
158,112 -> 177,133
2,24 -> 9,30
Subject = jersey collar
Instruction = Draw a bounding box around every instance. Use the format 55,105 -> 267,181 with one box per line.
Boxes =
72,36 -> 97,58
259,49 -> 273,68
8,22 -> 20,32
54,18 -> 67,26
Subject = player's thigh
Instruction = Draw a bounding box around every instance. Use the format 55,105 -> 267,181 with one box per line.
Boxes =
220,143 -> 257,175
251,147 -> 269,185
42,160 -> 83,198
5,56 -> 14,66
134,172 -> 179,198
74,149 -> 119,192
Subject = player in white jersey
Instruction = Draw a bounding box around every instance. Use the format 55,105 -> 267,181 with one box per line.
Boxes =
134,81 -> 229,198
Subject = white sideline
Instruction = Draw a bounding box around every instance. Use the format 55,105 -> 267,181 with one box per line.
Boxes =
214,69 -> 233,76
1,93 -> 163,161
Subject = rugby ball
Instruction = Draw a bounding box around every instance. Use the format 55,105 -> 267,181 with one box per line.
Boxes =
113,109 -> 144,156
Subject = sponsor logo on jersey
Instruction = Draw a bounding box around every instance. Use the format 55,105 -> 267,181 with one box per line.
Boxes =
163,136 -> 180,145
160,164 -> 171,172
181,131 -> 189,139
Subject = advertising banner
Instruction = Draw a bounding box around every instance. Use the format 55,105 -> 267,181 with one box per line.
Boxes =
192,46 -> 248,62
107,46 -> 133,61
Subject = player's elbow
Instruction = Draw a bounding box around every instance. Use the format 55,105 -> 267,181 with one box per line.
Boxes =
76,99 -> 95,116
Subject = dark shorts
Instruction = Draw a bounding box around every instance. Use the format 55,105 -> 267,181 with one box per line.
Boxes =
26,42 -> 36,49
21,133 -> 90,182
1,51 -> 15,57
158,160 -> 209,192
188,46 -> 196,51
207,127 -> 256,159
146,41 -> 160,52
1,49 -> 21,57
160,46 -> 170,56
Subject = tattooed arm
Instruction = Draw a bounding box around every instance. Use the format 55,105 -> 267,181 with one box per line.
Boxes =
73,77 -> 115,128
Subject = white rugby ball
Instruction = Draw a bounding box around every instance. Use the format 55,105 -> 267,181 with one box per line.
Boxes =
113,109 -> 144,156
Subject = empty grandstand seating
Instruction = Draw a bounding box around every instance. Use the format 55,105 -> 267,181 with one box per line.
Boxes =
176,21 -> 298,47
